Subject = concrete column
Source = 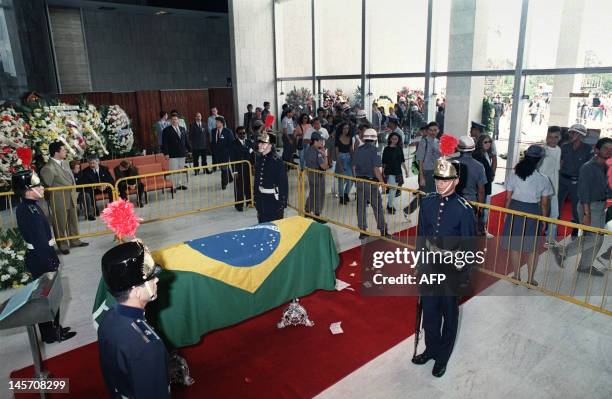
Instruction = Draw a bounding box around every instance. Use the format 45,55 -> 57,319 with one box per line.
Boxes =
548,0 -> 586,127
229,0 -> 276,127
443,0 -> 489,137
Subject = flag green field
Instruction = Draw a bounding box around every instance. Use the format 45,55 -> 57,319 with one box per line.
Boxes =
92,216 -> 339,348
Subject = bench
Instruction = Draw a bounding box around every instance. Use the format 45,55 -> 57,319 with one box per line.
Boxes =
135,163 -> 174,199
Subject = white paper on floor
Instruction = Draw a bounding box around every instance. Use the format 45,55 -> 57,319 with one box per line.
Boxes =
330,322 -> 344,335
335,279 -> 351,291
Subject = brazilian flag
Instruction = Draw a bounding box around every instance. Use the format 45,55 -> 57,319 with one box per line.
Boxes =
92,216 -> 339,348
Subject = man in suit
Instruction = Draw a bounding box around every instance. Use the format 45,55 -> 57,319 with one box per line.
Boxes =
211,116 -> 235,190
114,160 -> 146,208
162,111 -> 191,190
70,160 -> 95,220
231,126 -> 254,212
81,155 -> 115,216
244,104 -> 254,136
153,110 -> 168,153
40,141 -> 89,255
250,107 -> 263,141
189,112 -> 211,175
262,101 -> 271,122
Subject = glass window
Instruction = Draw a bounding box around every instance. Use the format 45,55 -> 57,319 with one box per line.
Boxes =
318,79 -> 362,117
278,79 -> 316,117
315,0 -> 361,76
367,77 -> 425,141
525,0 -> 612,69
275,0 -> 313,78
432,0 -> 522,72
366,0 -> 427,74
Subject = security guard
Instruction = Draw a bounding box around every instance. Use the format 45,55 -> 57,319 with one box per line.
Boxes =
304,131 -> 329,221
12,169 -> 77,344
352,128 -> 389,239
453,136 -> 486,203
254,132 -> 289,223
98,241 -> 170,399
412,156 -> 476,378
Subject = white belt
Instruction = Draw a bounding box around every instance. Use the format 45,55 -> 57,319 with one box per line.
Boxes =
259,186 -> 279,200
25,239 -> 56,250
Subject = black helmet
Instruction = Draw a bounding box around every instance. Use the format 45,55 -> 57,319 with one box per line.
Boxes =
11,169 -> 42,196
101,241 -> 161,293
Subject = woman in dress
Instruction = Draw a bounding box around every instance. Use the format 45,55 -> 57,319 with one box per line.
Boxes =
501,145 -> 553,286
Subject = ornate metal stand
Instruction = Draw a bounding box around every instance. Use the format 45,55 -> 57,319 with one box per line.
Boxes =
169,351 -> 195,386
277,298 -> 314,328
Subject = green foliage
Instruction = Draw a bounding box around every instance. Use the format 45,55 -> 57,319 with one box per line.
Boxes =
481,97 -> 495,134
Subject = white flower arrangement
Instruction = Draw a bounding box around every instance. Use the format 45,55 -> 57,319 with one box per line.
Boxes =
103,105 -> 134,155
0,228 -> 30,290
78,105 -> 108,157
0,107 -> 30,188
28,106 -> 74,165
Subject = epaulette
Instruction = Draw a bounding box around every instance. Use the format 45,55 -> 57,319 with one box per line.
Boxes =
457,196 -> 473,209
131,319 -> 161,343
421,192 -> 439,202
27,204 -> 42,215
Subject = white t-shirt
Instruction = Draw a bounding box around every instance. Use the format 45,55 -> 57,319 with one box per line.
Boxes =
281,117 -> 295,135
305,127 -> 329,140
506,171 -> 554,204
538,145 -> 561,195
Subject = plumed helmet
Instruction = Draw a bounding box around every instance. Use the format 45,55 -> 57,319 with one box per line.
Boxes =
434,158 -> 460,180
363,128 -> 378,141
101,241 -> 161,293
257,132 -> 276,145
11,170 -> 42,196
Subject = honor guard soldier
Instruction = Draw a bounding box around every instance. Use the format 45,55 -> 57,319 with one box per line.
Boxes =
12,169 -> 77,344
412,135 -> 477,378
254,132 -> 288,223
98,241 -> 170,399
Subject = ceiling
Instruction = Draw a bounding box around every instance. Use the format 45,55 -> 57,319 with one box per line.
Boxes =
47,0 -> 229,16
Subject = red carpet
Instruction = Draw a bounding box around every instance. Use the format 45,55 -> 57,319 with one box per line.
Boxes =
11,192 -> 576,398
12,247 -> 418,399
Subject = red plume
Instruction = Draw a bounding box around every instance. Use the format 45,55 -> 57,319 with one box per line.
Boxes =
439,134 -> 458,157
264,114 -> 275,130
16,147 -> 33,168
101,199 -> 143,239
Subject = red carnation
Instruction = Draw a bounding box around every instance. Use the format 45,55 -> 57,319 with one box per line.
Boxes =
439,134 -> 459,157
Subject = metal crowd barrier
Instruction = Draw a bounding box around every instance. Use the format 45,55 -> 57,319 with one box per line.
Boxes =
0,190 -> 18,231
300,167 -> 423,248
2,160 -> 610,314
284,161 -> 303,213
46,182 -> 116,242
114,160 -> 254,225
299,167 -> 611,315
472,201 -> 611,315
